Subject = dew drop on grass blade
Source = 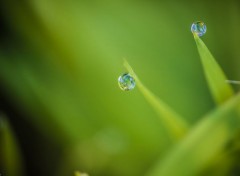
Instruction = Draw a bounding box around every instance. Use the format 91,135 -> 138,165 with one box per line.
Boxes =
123,60 -> 189,141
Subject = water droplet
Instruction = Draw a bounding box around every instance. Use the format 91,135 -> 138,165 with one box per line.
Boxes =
118,73 -> 135,91
191,21 -> 207,37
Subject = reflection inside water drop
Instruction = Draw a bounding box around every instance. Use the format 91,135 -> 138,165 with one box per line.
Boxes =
191,21 -> 207,37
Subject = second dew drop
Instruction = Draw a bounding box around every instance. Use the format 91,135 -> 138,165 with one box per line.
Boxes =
191,21 -> 207,37
118,73 -> 135,91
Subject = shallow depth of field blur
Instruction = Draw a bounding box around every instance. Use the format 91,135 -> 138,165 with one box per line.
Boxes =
0,0 -> 240,176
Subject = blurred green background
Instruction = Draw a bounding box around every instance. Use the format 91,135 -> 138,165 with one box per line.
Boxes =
0,0 -> 240,176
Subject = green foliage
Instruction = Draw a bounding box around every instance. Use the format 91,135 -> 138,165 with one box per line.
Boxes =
0,1 -> 240,176
123,36 -> 240,176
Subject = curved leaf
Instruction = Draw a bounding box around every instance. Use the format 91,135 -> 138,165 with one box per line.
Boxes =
0,115 -> 24,176
146,92 -> 240,176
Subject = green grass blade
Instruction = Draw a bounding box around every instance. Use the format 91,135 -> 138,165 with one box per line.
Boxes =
0,115 -> 24,176
146,92 -> 240,176
124,60 -> 189,140
194,34 -> 234,104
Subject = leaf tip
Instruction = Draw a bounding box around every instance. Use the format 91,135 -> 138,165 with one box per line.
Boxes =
193,32 -> 200,40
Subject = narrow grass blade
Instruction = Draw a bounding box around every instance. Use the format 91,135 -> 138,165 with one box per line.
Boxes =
0,115 -> 24,176
194,33 -> 234,104
146,92 -> 240,176
124,60 -> 189,140
225,80 -> 240,85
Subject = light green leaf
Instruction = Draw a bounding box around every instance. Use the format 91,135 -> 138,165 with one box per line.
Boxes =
74,171 -> 89,176
194,34 -> 234,104
0,115 -> 24,176
146,92 -> 240,176
124,60 -> 189,141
